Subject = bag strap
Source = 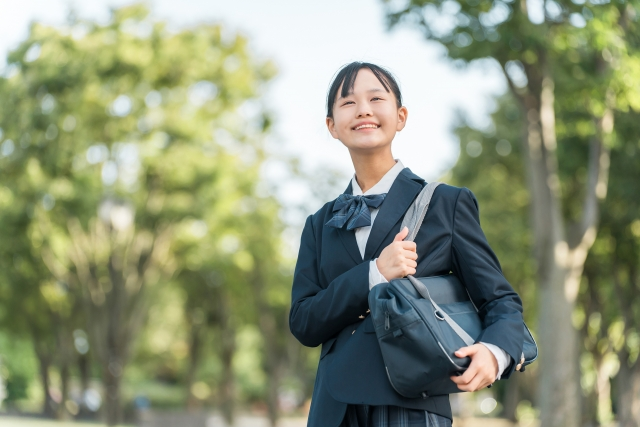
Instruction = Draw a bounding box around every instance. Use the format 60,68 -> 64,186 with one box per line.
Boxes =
407,275 -> 476,347
400,182 -> 476,347
400,182 -> 443,243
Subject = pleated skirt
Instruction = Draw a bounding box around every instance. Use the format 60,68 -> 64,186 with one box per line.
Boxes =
339,404 -> 453,427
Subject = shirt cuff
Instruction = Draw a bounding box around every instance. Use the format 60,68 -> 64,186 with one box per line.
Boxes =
480,342 -> 510,380
368,259 -> 389,290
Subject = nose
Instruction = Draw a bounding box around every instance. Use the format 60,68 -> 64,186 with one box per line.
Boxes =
356,101 -> 372,118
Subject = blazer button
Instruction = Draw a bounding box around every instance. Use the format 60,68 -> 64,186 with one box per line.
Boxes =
358,315 -> 365,319
366,309 -> 370,313
352,330 -> 356,334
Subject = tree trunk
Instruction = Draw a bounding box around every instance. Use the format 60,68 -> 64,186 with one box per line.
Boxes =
502,373 -> 520,423
59,363 -> 70,420
212,288 -> 236,427
103,362 -> 123,426
252,260 -> 284,427
36,349 -> 56,418
537,266 -> 581,427
260,310 -> 281,427
59,219 -> 175,426
219,323 -> 236,426
185,321 -> 203,411
78,353 -> 92,418
594,356 -> 613,426
507,56 -> 612,426
616,353 -> 640,427
516,73 -> 580,427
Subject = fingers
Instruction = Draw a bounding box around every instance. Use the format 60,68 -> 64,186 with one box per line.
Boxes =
454,344 -> 480,358
400,241 -> 417,252
394,226 -> 409,242
451,371 -> 476,391
451,366 -> 492,392
396,251 -> 417,273
402,249 -> 418,261
451,345 -> 496,392
451,363 -> 476,385
459,374 -> 490,392
380,227 -> 419,279
404,266 -> 416,276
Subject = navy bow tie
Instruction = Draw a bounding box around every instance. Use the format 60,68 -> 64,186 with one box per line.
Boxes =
325,193 -> 387,231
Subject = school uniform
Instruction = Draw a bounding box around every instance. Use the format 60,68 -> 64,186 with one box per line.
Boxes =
289,160 -> 524,427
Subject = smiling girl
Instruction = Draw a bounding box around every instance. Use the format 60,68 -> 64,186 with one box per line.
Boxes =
289,62 -> 524,427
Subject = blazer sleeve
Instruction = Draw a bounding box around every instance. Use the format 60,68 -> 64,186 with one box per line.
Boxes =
289,215 -> 370,348
451,188 -> 524,378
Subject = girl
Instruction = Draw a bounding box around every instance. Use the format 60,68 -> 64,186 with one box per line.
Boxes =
289,62 -> 524,427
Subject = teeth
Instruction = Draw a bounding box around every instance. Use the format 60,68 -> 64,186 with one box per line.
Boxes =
355,124 -> 379,130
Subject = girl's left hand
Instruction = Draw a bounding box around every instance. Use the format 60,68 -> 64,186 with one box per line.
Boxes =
450,344 -> 498,391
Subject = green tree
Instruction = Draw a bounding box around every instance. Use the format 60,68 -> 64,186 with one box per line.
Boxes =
170,150 -> 282,424
447,98 -> 536,422
578,109 -> 640,427
445,87 -> 640,426
0,141 -> 81,418
382,0 -> 640,425
0,4 -> 276,424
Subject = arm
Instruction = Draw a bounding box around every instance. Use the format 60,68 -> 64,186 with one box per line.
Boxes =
369,259 -> 387,289
480,342 -> 510,380
451,188 -> 524,378
289,215 -> 370,347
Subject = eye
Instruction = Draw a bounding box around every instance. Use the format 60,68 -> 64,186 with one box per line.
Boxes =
341,100 -> 355,106
371,97 -> 383,101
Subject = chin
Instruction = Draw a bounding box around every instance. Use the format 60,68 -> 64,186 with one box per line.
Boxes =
347,142 -> 388,152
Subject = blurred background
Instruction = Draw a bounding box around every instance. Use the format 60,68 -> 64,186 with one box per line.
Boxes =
0,0 -> 639,426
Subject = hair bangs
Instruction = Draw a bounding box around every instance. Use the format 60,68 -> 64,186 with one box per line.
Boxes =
326,62 -> 402,118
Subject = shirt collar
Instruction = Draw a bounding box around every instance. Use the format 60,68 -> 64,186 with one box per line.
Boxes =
351,159 -> 405,196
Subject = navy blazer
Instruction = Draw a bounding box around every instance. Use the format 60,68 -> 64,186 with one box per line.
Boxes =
289,168 -> 524,427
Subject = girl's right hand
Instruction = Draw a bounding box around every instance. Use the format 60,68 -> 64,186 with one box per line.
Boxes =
376,226 -> 418,280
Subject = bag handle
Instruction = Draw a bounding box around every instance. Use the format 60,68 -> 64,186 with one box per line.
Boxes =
399,182 -> 476,347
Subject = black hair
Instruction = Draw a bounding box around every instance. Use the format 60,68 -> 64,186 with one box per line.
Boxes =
326,62 -> 402,119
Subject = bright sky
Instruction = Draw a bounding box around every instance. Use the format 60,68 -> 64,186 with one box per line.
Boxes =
0,0 -> 506,223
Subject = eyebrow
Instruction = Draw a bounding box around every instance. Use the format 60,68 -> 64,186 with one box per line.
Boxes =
337,88 -> 386,101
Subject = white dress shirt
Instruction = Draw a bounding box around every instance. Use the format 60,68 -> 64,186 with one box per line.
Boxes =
351,159 -> 510,380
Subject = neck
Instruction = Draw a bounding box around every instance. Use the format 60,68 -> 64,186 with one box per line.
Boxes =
350,149 -> 397,193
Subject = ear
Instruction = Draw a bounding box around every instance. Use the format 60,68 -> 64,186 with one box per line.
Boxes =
326,117 -> 339,139
396,106 -> 408,132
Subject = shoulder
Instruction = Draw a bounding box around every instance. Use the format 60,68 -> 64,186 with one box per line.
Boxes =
433,182 -> 462,198
431,183 -> 471,205
430,184 -> 480,220
304,199 -> 336,233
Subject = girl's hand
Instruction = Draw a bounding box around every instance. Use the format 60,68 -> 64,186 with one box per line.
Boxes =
450,344 -> 499,391
376,226 -> 418,280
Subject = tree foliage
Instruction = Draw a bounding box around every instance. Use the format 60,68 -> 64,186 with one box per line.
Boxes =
382,0 -> 640,425
0,4 -> 297,425
448,81 -> 640,427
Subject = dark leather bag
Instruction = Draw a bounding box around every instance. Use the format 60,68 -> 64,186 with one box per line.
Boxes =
368,182 -> 538,398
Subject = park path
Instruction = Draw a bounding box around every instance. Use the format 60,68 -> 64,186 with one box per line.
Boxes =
0,414 -> 526,427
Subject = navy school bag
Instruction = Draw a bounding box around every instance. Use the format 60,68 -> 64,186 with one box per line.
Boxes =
368,182 -> 538,398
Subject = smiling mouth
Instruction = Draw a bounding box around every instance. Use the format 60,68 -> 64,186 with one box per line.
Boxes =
353,124 -> 380,130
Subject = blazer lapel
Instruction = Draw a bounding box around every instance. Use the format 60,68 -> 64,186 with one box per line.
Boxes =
363,168 -> 425,261
334,181 -> 364,265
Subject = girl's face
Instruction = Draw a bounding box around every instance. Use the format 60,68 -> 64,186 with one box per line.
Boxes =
326,68 -> 407,154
